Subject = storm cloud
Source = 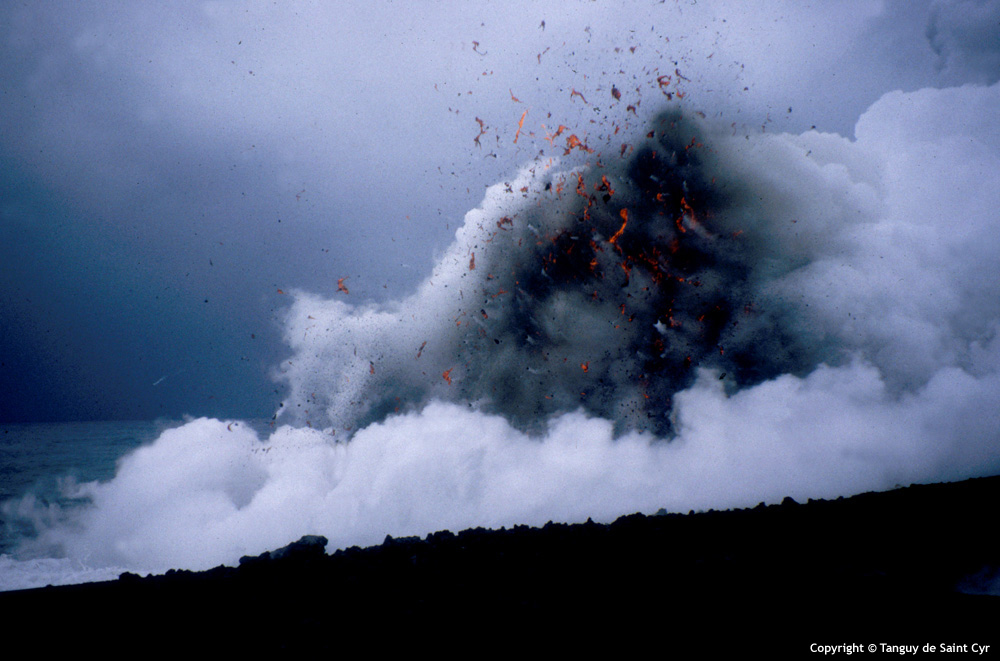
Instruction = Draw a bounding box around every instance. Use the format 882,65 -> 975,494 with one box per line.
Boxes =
4,0 -> 996,421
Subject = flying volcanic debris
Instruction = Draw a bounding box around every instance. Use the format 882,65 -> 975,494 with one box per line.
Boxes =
7,83 -> 1000,589
280,109 -> 831,435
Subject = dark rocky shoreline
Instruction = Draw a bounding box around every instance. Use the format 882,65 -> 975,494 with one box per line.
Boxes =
4,475 -> 1000,653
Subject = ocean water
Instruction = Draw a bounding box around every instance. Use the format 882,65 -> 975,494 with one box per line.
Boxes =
0,419 -> 271,591
0,420 -> 159,589
0,421 -> 164,544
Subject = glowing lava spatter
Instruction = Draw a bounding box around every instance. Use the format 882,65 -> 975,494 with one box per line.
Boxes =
285,106 -> 821,436
608,208 -> 628,247
514,110 -> 528,144
421,108 -> 820,435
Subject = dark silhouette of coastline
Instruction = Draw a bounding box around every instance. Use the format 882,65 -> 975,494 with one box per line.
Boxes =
4,475 -> 999,653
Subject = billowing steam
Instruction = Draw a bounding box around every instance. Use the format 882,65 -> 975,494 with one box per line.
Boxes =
281,109 -> 828,436
4,81 -> 1000,589
279,85 -> 1000,444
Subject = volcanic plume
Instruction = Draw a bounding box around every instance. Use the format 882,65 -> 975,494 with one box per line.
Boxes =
279,109 -> 835,436
7,83 -> 1000,584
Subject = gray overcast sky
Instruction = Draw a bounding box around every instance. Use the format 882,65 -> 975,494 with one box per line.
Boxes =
2,0 -> 997,422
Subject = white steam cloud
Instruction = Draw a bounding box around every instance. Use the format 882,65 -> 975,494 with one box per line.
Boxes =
4,81 -> 1000,588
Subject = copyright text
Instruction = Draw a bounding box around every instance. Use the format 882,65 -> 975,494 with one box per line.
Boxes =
809,643 -> 991,655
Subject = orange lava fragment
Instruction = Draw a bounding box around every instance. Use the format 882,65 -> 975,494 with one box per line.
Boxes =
514,109 -> 527,144
608,208 -> 628,246
581,362 -> 589,372
509,89 -> 522,103
469,252 -> 476,270
564,134 -> 593,155
543,124 -> 567,144
474,117 -> 487,147
276,289 -> 285,294
596,175 -> 615,196
417,340 -> 427,359
677,196 -> 700,233
611,86 -> 621,100
369,361 -> 375,375
442,368 -> 453,385
570,88 -> 588,104
337,278 -> 349,294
